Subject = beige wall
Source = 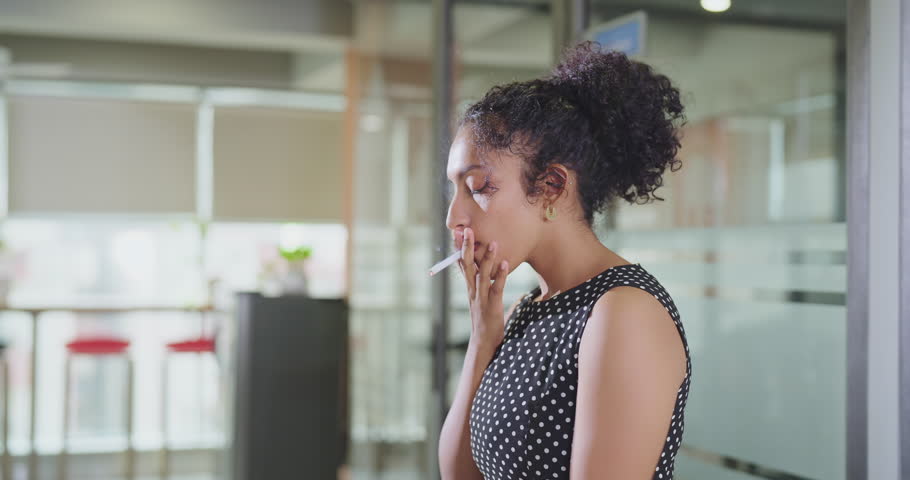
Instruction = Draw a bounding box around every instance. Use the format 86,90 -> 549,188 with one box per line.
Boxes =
8,95 -> 197,214
213,106 -> 344,222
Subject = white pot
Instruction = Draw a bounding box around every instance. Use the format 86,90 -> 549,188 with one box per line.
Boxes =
279,261 -> 309,296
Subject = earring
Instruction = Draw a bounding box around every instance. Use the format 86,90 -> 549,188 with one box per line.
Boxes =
545,205 -> 557,221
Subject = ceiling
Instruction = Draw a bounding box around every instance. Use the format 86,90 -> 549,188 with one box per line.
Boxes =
0,0 -> 845,55
0,0 -> 845,96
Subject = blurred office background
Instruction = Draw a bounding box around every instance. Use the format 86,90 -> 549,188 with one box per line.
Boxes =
0,1 -> 905,480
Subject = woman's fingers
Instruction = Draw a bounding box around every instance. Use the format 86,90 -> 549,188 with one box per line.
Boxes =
456,230 -> 507,302
459,228 -> 476,296
455,230 -> 464,250
479,242 -> 497,279
490,260 -> 508,297
462,229 -> 475,268
477,241 -> 498,301
485,243 -> 501,280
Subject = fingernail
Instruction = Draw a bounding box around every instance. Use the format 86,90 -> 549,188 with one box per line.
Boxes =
489,242 -> 496,252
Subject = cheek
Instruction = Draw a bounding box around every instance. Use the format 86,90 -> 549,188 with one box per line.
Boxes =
480,180 -> 517,210
484,187 -> 534,220
473,194 -> 493,211
497,212 -> 538,266
486,194 -> 538,239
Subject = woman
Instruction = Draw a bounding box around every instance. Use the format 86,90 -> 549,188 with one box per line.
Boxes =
438,42 -> 691,480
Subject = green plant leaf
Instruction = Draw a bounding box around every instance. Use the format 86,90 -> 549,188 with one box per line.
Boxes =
278,245 -> 313,262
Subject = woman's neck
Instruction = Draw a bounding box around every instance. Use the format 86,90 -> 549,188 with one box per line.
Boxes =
527,227 -> 629,302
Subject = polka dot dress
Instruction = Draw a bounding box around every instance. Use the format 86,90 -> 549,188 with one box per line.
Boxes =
469,263 -> 692,479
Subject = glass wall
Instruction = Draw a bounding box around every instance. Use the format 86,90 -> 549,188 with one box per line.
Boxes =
343,2 -> 553,478
347,2 -> 847,479
590,4 -> 847,479
343,3 -> 434,477
398,3 -> 844,479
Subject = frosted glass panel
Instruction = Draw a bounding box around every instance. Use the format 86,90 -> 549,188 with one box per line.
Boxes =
603,16 -> 845,479
603,227 -> 846,480
675,453 -> 761,480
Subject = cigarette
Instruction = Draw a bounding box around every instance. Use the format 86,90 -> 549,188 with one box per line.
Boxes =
428,251 -> 462,276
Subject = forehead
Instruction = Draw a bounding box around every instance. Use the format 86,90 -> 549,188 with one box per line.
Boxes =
446,129 -> 489,180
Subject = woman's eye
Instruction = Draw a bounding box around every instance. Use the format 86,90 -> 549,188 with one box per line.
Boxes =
470,184 -> 490,195
467,175 -> 495,196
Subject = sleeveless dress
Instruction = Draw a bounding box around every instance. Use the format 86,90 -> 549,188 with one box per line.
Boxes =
469,263 -> 692,480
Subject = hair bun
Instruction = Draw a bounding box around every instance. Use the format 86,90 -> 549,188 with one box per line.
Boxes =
461,41 -> 686,226
549,41 -> 685,205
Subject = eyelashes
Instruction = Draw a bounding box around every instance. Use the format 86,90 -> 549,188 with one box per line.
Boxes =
471,183 -> 491,195
470,176 -> 498,196
448,176 -> 498,199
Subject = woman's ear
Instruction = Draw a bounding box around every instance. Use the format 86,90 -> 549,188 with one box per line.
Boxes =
540,164 -> 571,203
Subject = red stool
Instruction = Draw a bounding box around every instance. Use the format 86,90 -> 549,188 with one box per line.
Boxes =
160,337 -> 216,478
60,337 -> 134,480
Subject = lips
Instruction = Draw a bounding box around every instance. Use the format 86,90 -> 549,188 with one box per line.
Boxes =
451,234 -> 483,254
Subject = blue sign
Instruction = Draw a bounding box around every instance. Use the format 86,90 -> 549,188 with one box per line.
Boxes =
586,11 -> 648,57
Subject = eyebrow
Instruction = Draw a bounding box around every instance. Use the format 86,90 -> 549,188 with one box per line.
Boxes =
448,164 -> 489,182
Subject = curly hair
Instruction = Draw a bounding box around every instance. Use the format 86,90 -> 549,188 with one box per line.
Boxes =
460,41 -> 686,227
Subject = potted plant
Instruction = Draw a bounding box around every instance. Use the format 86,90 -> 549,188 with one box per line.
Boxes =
277,245 -> 313,296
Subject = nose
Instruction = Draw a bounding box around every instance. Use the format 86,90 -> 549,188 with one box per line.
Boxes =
445,196 -> 466,235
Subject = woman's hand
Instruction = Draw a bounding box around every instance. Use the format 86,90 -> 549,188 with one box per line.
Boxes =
456,227 -> 509,347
